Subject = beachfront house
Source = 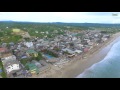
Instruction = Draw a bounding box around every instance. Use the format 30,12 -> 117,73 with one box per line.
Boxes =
102,37 -> 108,42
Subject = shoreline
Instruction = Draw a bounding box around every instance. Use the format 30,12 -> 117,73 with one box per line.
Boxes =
34,32 -> 120,78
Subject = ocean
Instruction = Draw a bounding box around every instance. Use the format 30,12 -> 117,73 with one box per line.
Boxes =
76,37 -> 120,78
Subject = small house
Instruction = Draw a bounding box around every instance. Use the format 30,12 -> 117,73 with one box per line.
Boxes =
24,42 -> 34,48
1,53 -> 16,63
25,62 -> 39,75
74,50 -> 82,54
0,48 -> 7,53
26,49 -> 38,57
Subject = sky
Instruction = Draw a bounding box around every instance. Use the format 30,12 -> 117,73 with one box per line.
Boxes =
0,12 -> 120,23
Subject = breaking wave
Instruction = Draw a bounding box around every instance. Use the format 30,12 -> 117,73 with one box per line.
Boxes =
76,40 -> 120,78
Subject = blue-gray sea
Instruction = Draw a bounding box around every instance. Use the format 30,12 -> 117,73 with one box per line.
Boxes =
76,37 -> 120,78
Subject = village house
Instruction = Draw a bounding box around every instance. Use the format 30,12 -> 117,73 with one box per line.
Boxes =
26,49 -> 38,57
25,62 -> 39,75
24,42 -> 34,49
0,47 -> 8,58
1,43 -> 7,48
1,53 -> 22,77
0,47 -> 7,53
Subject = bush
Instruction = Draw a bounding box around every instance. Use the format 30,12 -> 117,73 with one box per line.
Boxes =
35,52 -> 43,61
20,59 -> 28,66
0,61 -> 7,78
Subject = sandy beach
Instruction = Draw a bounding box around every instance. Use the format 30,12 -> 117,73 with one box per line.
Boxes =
34,32 -> 120,78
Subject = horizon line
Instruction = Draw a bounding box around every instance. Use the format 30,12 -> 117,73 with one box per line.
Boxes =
0,20 -> 120,24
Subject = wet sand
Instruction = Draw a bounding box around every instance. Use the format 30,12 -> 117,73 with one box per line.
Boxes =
35,32 -> 120,78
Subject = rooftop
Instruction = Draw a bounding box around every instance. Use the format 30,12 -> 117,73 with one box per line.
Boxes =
26,49 -> 37,54
0,48 -> 7,53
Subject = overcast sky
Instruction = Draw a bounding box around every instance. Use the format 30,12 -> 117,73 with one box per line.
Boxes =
0,12 -> 120,23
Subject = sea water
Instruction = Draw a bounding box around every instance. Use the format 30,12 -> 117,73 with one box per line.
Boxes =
76,38 -> 120,78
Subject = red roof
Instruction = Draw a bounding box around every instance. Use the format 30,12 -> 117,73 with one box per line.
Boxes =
84,48 -> 89,52
0,48 -> 7,52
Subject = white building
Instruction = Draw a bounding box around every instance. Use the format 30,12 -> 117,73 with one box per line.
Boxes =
1,54 -> 21,76
102,37 -> 108,42
6,64 -> 20,74
24,42 -> 34,48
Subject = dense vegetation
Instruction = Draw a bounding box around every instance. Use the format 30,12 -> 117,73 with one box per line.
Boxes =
0,21 -> 120,44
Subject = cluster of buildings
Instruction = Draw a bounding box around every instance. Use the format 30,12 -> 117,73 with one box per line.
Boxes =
0,29 -> 110,78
